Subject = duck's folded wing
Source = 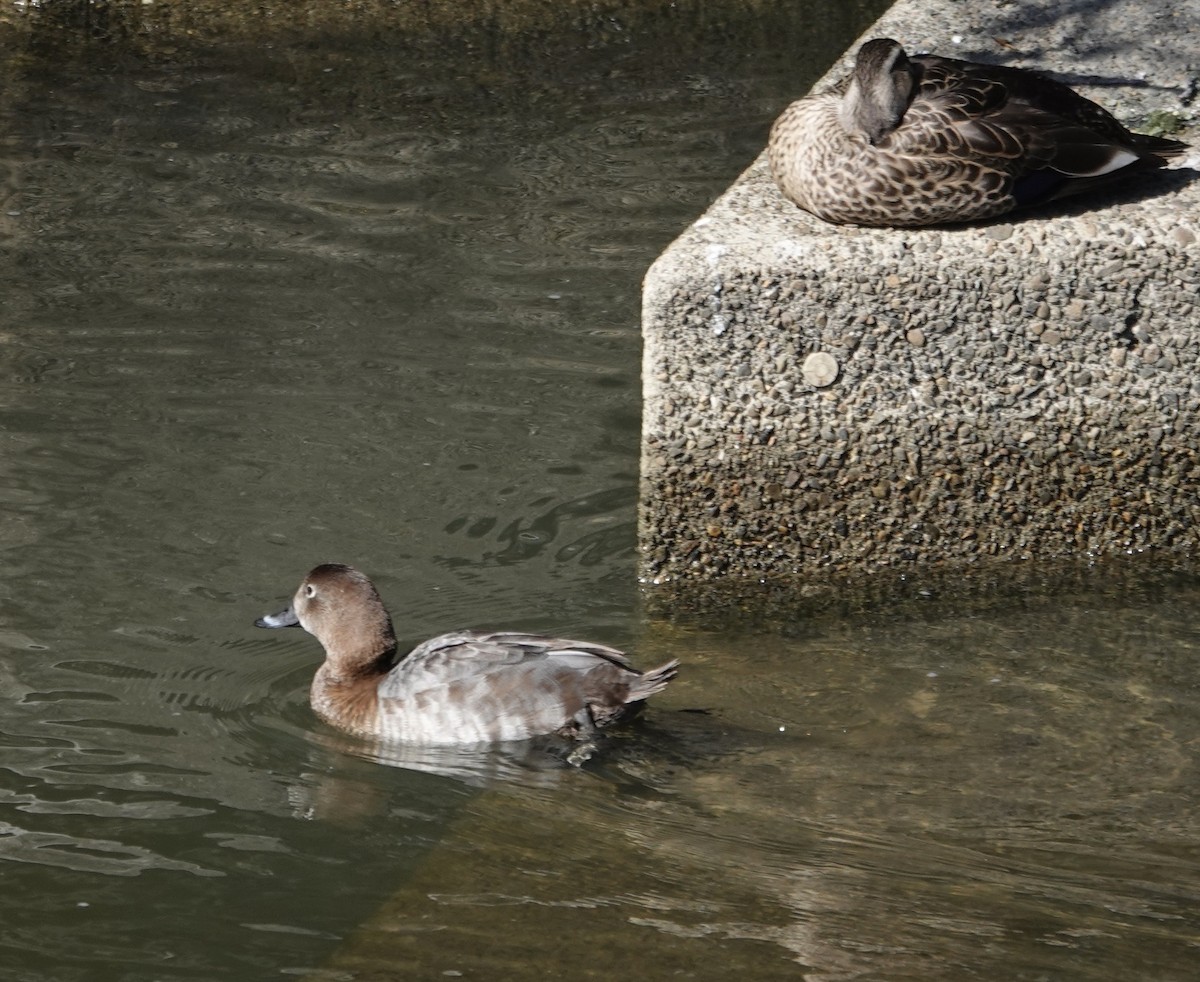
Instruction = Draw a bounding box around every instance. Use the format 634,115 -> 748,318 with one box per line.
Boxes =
378,631 -> 637,699
901,56 -> 1178,178
373,632 -> 657,743
888,96 -> 1157,197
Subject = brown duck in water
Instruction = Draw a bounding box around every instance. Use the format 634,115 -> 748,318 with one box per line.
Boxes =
256,564 -> 678,752
768,38 -> 1189,227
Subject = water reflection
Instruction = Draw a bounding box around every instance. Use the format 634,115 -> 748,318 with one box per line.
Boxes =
295,728 -> 601,794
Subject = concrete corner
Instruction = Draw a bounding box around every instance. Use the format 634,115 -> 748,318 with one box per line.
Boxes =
639,0 -> 1200,613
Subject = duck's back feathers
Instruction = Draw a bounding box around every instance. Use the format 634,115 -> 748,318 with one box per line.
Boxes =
914,54 -> 1182,152
906,53 -> 1186,189
377,631 -> 678,744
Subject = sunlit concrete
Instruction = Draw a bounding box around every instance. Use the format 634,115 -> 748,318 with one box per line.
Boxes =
640,0 -> 1199,612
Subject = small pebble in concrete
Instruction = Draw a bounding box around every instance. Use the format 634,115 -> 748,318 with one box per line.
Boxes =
802,351 -> 840,387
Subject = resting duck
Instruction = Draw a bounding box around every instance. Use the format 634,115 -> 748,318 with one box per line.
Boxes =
768,37 -> 1189,227
255,564 -> 678,749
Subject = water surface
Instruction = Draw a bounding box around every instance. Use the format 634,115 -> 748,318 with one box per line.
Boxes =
1,6 -> 1198,981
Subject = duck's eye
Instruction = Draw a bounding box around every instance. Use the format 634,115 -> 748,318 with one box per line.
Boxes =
304,584 -> 317,599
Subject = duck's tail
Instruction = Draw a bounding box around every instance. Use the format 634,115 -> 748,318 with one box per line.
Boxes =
1130,133 -> 1190,161
626,659 -> 679,703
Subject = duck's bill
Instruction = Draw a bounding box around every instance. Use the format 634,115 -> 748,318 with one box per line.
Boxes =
255,606 -> 300,629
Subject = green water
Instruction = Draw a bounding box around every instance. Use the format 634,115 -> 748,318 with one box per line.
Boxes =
1,4 -> 1197,980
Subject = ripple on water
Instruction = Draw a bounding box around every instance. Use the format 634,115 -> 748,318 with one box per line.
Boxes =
0,820 -> 223,877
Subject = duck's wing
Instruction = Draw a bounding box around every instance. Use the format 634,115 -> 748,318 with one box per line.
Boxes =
376,632 -> 674,743
922,57 -> 1185,156
893,55 -> 1180,185
918,57 -> 1145,138
379,631 -> 639,701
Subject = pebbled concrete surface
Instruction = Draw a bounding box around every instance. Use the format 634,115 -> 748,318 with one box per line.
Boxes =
639,0 -> 1200,616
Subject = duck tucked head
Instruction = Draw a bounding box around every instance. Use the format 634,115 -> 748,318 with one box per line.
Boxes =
768,36 -> 1188,227
841,37 -> 916,143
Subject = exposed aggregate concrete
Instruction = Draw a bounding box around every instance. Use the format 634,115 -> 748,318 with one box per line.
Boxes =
640,0 -> 1200,614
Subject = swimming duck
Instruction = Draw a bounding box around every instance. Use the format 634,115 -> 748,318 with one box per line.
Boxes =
768,37 -> 1189,227
255,563 -> 678,749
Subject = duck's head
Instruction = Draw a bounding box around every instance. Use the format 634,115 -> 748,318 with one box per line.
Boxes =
256,564 -> 397,674
841,38 -> 916,144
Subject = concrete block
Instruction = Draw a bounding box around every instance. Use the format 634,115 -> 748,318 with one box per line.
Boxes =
639,0 -> 1200,612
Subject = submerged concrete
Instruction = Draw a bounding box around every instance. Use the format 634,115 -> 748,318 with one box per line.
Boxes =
640,0 -> 1199,613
